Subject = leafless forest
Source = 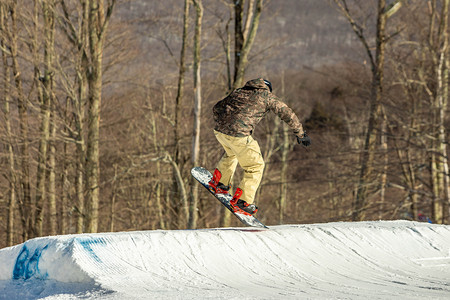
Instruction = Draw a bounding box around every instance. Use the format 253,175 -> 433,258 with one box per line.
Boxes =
1,0 -> 449,248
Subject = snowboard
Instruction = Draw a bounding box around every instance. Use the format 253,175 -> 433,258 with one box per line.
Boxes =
191,167 -> 268,229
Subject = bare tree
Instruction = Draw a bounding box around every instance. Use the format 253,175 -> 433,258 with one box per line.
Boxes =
7,1 -> 34,239
174,0 -> 190,166
84,0 -> 116,233
58,0 -> 89,234
279,73 -> 290,224
333,0 -> 401,220
58,0 -> 116,233
189,0 -> 203,229
429,0 -> 450,223
34,0 -> 56,237
1,2 -> 17,246
44,0 -> 57,235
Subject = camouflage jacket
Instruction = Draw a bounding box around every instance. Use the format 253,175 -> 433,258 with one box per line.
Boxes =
213,78 -> 304,137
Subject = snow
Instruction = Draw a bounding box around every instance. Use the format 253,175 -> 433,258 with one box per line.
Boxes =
1,221 -> 450,299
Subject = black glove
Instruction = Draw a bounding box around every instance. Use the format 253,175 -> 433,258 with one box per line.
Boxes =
297,132 -> 311,147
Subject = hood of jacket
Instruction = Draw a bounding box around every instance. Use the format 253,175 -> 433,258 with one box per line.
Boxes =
242,78 -> 270,91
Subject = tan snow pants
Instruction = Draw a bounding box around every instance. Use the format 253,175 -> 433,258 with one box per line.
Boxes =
214,130 -> 265,204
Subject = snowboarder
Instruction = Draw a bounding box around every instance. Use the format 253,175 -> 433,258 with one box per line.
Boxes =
209,78 -> 311,215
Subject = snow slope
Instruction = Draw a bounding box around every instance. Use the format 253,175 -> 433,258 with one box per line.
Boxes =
1,221 -> 450,299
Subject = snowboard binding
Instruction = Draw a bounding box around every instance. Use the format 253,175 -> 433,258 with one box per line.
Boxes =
208,169 -> 231,194
230,188 -> 258,215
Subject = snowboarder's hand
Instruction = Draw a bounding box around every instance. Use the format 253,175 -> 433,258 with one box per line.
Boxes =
297,132 -> 311,147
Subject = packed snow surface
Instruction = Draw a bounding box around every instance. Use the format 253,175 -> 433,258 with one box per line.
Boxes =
1,221 -> 450,299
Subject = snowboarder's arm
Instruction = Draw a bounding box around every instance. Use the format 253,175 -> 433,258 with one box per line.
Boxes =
267,95 -> 304,136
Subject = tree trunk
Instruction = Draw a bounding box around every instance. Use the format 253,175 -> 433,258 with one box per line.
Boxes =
35,0 -> 56,237
224,15 -> 232,91
59,0 -> 90,233
428,0 -> 450,224
166,153 -> 189,226
46,0 -> 57,236
75,55 -> 88,234
189,0 -> 203,229
60,166 -> 69,235
1,3 -> 17,246
431,153 -> 442,222
233,0 -> 263,89
110,165 -> 118,232
85,5 -> 102,233
379,108 -> 388,219
76,117 -> 86,234
436,0 -> 449,223
60,97 -> 71,235
85,0 -> 116,233
48,107 -> 57,235
150,102 -> 165,229
175,0 -> 190,166
279,73 -> 289,224
172,0 -> 190,227
233,0 -> 244,86
353,0 -> 387,221
9,2 -> 33,240
279,126 -> 289,224
33,0 -> 49,238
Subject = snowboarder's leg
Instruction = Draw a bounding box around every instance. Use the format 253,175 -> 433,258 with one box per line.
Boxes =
213,131 -> 264,205
214,131 -> 239,186
235,135 -> 264,204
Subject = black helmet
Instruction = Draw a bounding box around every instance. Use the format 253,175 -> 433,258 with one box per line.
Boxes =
263,79 -> 272,92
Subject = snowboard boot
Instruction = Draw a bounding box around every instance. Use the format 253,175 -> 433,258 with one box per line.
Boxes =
236,199 -> 258,215
209,169 -> 231,194
230,188 -> 258,215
